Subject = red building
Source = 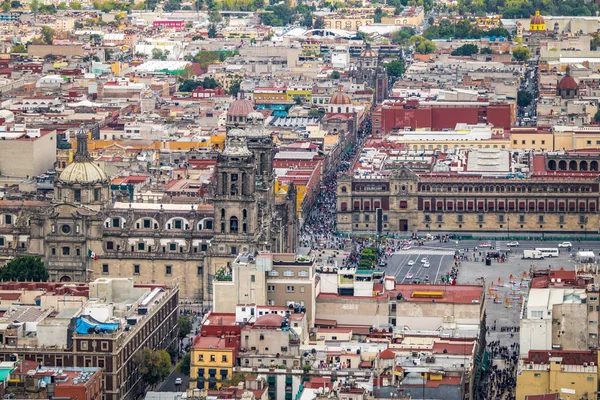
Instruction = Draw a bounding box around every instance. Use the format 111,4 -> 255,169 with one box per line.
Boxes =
372,99 -> 512,134
152,19 -> 185,31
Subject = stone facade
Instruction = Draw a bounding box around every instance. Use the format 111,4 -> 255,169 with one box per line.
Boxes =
337,164 -> 600,235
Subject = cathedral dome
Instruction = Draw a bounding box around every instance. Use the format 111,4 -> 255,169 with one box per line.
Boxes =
557,75 -> 577,90
228,98 -> 254,117
59,161 -> 108,184
330,87 -> 352,105
360,47 -> 378,58
247,111 -> 264,122
530,10 -> 546,30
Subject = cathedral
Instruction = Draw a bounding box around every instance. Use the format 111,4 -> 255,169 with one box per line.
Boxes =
0,100 -> 298,306
350,44 -> 389,103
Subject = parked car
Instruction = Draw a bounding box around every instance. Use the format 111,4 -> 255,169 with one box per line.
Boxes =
412,277 -> 421,284
421,257 -> 428,263
175,378 -> 183,385
558,242 -> 572,248
423,262 -> 430,268
406,272 -> 413,279
407,260 -> 415,266
402,245 -> 411,250
506,241 -> 520,247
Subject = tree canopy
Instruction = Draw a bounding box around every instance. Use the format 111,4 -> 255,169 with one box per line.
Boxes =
517,90 -> 533,108
451,43 -> 479,56
512,46 -> 531,62
424,19 -> 509,40
0,256 -> 49,282
261,4 -> 294,26
177,316 -> 193,339
10,44 -> 26,53
385,60 -> 405,79
458,0 -> 598,17
135,348 -> 171,386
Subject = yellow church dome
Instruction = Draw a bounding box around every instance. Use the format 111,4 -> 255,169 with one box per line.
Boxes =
530,10 -> 546,31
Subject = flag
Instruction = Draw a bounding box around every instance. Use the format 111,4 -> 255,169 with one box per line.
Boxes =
88,249 -> 98,260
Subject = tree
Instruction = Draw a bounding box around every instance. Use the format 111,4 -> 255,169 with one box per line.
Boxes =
208,23 -> 217,38
517,90 -> 533,108
2,1 -> 10,12
208,9 -> 222,23
385,60 -> 405,79
391,27 -> 415,46
0,256 -> 49,282
135,348 -> 171,387
228,79 -> 241,97
164,0 -> 181,11
177,316 -> 193,339
10,0 -> 21,7
40,26 -> 55,44
451,43 -> 479,56
313,17 -> 324,29
330,71 -> 340,79
151,48 -> 164,60
479,47 -> 493,54
512,46 -> 531,62
176,352 -> 190,375
71,1 -> 82,9
10,44 -> 26,53
415,40 -> 436,54
595,110 -> 600,123
57,1 -> 67,9
29,0 -> 38,11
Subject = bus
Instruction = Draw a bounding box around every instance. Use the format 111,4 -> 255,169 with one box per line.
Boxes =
535,248 -> 559,258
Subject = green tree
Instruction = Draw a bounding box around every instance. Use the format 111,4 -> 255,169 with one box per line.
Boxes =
451,43 -> 479,56
512,46 -> 531,62
313,17 -> 324,29
10,44 -> 26,53
517,90 -> 533,108
151,48 -> 164,60
29,0 -> 38,11
164,0 -> 181,11
10,0 -> 21,7
71,0 -> 82,8
41,26 -> 55,44
228,79 -> 241,97
176,352 -> 191,375
208,23 -> 217,38
208,9 -> 222,23
330,71 -> 340,79
415,40 -> 436,54
595,109 -> 600,123
2,1 -> 10,12
0,256 -> 49,282
373,6 -> 387,22
135,348 -> 171,387
479,47 -> 493,54
391,27 -> 415,46
177,316 -> 193,339
385,60 -> 405,79
57,1 -> 67,9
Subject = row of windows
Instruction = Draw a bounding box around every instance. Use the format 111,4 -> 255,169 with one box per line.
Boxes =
51,247 -> 81,256
105,241 -> 209,253
104,218 -> 213,231
102,263 -> 204,276
267,269 -> 309,278
424,214 -> 589,224
198,354 -> 229,362
420,184 -> 593,193
422,200 -> 596,212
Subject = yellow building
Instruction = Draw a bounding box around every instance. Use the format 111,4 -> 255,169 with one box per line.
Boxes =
530,10 -> 546,31
509,128 -> 554,151
253,87 -> 287,102
516,357 -> 597,400
190,336 -> 237,390
286,87 -> 313,102
323,15 -> 374,31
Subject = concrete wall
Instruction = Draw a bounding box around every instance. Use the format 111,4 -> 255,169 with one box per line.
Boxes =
520,319 -> 552,356
0,131 -> 57,178
28,44 -> 84,57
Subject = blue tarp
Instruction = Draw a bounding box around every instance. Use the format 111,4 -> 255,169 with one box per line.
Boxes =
75,316 -> 119,334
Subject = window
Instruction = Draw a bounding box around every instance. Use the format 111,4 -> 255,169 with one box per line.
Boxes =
268,285 -> 275,292
51,248 -> 56,256
0,237 -> 3,247
588,140 -> 592,145
230,216 -> 238,233
231,246 -> 237,255
210,355 -> 216,362
205,220 -> 213,230
298,270 -> 308,277
166,265 -> 172,275
283,270 -> 294,277
74,189 -> 81,202
436,215 -> 443,222
143,219 -> 151,228
134,265 -> 140,275
300,286 -> 305,293
94,188 -> 100,201
169,243 -> 177,251
538,215 -> 544,223
112,218 -> 120,228
198,266 -> 203,276
81,341 -> 88,350
498,215 -> 504,223
106,241 -> 114,250
268,270 -> 279,277
251,275 -> 255,283
62,247 -> 70,256
457,215 -> 463,223
102,264 -> 109,274
286,286 -> 295,292
137,242 -> 145,251
478,215 -> 484,223
221,355 -> 227,362
174,220 -> 182,229
531,311 -> 543,318
199,354 -> 204,361
519,215 -> 525,223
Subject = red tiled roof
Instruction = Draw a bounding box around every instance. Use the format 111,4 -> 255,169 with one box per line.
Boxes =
254,313 -> 283,328
379,349 -> 395,359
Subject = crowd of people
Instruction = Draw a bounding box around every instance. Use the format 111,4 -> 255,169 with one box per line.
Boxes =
480,339 -> 519,400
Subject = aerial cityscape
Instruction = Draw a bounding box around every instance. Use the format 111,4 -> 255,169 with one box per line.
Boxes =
0,0 -> 598,399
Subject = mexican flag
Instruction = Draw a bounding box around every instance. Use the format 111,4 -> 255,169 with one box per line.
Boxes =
88,249 -> 98,260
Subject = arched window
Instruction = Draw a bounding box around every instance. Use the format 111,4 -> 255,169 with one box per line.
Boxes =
230,216 -> 238,233
283,269 -> 294,277
242,172 -> 247,195
230,173 -> 238,195
242,209 -> 247,219
268,270 -> 279,277
221,208 -> 225,218
341,186 -> 347,193
242,223 -> 247,233
298,270 -> 309,277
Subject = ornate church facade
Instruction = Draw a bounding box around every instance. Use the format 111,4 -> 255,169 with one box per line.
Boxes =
0,100 -> 298,306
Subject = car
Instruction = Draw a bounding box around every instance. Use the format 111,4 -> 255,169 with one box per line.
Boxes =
407,260 -> 415,266
401,245 -> 411,250
558,242 -> 572,248
378,260 -> 387,267
506,241 -> 520,247
423,262 -> 430,268
479,242 -> 492,248
412,277 -> 421,284
406,273 -> 413,279
424,275 -> 429,282
421,257 -> 428,263
175,378 -> 183,385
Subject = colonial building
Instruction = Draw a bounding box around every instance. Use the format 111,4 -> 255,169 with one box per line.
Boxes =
350,45 -> 388,103
0,100 -> 299,305
337,148 -> 600,235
